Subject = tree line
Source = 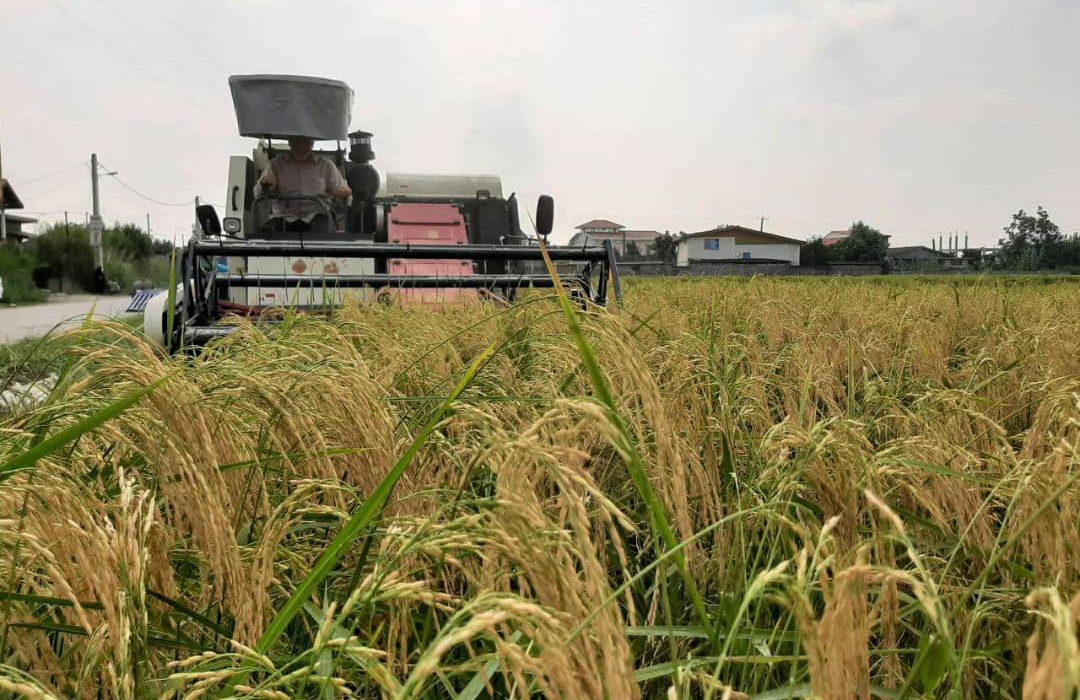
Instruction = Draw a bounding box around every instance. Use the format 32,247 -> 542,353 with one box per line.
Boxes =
0,222 -> 173,303
642,210 -> 1080,272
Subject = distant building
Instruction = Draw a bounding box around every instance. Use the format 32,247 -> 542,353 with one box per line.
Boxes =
676,226 -> 804,267
823,227 -> 892,247
886,245 -> 968,272
1,177 -> 35,243
0,212 -> 38,243
822,229 -> 851,246
568,219 -> 660,255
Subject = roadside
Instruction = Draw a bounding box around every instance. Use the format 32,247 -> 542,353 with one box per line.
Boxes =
0,293 -> 137,344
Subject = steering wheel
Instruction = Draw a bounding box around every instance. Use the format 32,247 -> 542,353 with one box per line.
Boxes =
252,193 -> 341,230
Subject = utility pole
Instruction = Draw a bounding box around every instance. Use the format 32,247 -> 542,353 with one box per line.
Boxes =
63,211 -> 70,293
0,141 -> 6,242
759,216 -> 768,232
89,153 -> 104,271
146,212 -> 151,238
192,195 -> 202,240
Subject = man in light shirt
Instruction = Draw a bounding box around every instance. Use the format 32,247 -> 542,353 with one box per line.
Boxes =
256,136 -> 352,233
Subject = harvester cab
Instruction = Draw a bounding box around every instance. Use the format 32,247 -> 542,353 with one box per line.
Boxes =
144,74 -> 620,352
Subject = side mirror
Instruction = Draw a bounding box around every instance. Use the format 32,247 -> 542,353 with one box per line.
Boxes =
195,204 -> 221,236
535,195 -> 554,238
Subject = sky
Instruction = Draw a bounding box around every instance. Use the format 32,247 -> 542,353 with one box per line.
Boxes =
2,0 -> 1078,246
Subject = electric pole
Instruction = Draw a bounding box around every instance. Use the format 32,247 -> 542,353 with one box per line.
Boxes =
759,216 -> 768,232
0,141 -> 6,242
89,153 -> 104,271
63,211 -> 70,293
192,196 -> 202,239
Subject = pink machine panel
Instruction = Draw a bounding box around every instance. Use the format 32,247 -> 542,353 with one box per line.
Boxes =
387,203 -> 476,302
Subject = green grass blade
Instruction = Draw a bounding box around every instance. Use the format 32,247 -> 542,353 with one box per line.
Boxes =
166,241 -> 178,350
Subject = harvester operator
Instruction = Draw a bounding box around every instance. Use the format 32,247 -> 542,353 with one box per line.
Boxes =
256,136 -> 352,233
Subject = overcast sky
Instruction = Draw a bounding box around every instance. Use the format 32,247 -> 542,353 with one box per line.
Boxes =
2,0 -> 1077,246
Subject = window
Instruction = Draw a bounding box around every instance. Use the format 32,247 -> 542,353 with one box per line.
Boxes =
742,251 -> 751,260
704,239 -> 720,250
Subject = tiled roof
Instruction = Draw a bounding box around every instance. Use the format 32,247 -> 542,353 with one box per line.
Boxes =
680,225 -> 804,246
575,218 -> 625,230
887,245 -> 951,258
575,229 -> 659,240
0,178 -> 24,209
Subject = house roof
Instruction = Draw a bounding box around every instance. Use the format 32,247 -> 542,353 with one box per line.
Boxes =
887,245 -> 952,259
2,212 -> 37,224
573,228 -> 659,240
680,225 -> 804,246
575,218 -> 624,231
0,178 -> 25,209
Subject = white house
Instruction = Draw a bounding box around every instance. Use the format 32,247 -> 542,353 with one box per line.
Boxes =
676,226 -> 804,267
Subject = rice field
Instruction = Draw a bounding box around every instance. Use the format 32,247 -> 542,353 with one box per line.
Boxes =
0,275 -> 1078,699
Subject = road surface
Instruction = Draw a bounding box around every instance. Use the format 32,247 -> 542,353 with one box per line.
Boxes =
0,295 -> 138,344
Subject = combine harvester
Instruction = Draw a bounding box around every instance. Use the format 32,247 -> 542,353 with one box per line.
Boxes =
144,74 -> 620,352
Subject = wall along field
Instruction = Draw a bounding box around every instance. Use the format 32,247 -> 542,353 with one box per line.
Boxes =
0,276 -> 1077,699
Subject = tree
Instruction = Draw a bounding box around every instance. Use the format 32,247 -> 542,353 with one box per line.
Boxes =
832,221 -> 889,262
649,232 -> 677,263
623,241 -> 642,259
800,236 -> 832,266
998,207 -> 1065,270
151,238 -> 174,256
104,222 -> 153,261
32,223 -> 96,292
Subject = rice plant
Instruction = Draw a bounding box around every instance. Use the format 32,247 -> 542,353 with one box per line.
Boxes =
0,275 -> 1077,699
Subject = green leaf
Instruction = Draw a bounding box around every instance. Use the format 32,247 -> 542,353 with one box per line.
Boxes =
457,631 -> 523,700
748,683 -> 814,699
166,243 -> 177,349
917,634 -> 949,695
626,625 -> 798,643
148,589 -> 232,640
0,591 -> 103,610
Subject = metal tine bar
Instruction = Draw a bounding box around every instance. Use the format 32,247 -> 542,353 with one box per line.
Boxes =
191,240 -> 610,262
221,274 -> 561,289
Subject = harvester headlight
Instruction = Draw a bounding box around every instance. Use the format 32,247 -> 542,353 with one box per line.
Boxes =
223,217 -> 242,234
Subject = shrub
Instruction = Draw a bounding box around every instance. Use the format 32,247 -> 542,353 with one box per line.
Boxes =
0,244 -> 44,303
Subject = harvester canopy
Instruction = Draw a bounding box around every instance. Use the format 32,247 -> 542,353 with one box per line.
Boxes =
229,74 -> 353,141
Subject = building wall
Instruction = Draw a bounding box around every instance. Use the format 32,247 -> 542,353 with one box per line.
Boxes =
732,243 -> 800,265
682,236 -> 736,261
677,237 -> 799,265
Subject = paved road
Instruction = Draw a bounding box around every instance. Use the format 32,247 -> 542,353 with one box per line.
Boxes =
0,295 -> 139,344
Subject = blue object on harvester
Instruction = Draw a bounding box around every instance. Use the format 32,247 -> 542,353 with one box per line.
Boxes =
126,288 -> 160,313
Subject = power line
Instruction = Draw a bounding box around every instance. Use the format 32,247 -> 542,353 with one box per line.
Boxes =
91,0 -> 230,98
13,162 -> 86,188
45,0 -> 224,124
99,168 -> 195,207
20,166 -> 88,199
